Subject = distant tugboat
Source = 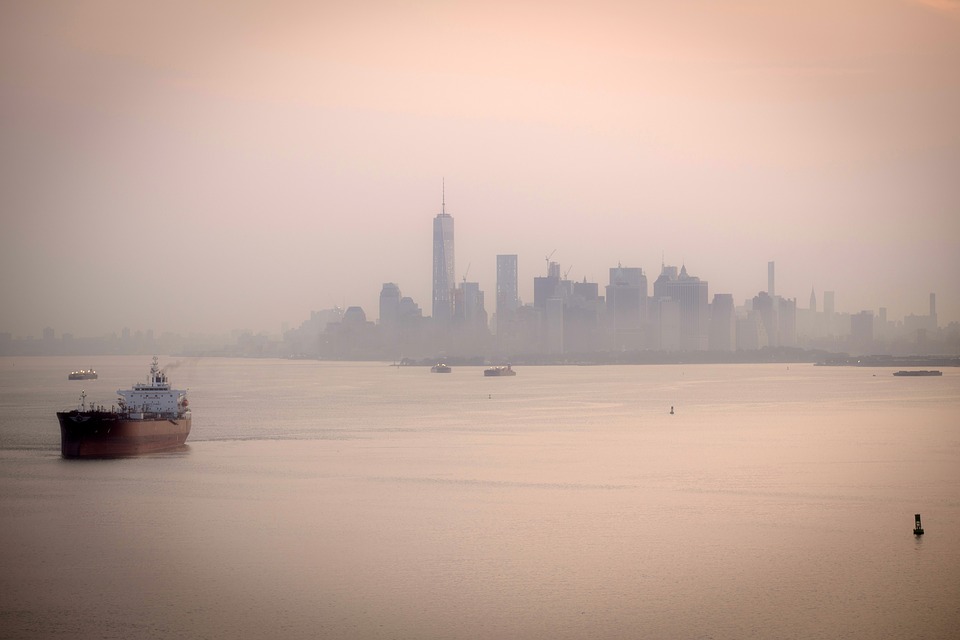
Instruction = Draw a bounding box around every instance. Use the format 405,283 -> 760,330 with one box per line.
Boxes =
430,363 -> 452,373
68,369 -> 98,380
56,357 -> 190,458
484,365 -> 516,377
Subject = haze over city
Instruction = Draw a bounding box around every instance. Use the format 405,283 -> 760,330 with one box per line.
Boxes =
2,0 -> 958,339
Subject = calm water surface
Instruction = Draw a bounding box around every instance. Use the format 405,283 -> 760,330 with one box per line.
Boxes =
1,357 -> 958,639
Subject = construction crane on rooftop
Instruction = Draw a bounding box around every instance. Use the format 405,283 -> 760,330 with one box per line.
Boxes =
545,249 -> 556,275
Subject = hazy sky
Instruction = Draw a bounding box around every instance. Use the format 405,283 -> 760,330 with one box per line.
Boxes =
2,0 -> 958,338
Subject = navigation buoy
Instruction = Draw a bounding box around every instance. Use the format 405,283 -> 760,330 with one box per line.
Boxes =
670,406 -> 674,415
914,513 -> 924,536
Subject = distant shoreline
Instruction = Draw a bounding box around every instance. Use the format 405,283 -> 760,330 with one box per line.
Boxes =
380,350 -> 960,368
4,350 -> 957,368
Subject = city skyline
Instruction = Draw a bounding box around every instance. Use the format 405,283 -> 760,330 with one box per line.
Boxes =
2,1 -> 958,338
0,185 -> 955,341
7,241 -> 948,344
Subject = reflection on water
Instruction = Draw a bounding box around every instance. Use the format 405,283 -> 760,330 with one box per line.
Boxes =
1,357 -> 958,639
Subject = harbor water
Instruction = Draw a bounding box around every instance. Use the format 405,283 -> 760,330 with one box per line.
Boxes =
1,357 -> 958,639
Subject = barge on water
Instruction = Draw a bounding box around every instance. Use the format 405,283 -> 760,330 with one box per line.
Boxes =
893,370 -> 943,377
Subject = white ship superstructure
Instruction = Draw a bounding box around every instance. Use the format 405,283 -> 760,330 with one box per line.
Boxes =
117,356 -> 189,418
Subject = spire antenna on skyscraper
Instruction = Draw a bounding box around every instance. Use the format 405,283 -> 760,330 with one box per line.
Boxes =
442,177 -> 445,215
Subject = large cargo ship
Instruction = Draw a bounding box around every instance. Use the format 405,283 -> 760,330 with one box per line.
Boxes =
57,357 -> 191,458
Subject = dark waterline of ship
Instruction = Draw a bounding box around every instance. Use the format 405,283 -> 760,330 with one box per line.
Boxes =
1,357 -> 958,639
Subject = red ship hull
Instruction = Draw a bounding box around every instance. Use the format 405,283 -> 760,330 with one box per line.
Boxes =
57,411 -> 191,458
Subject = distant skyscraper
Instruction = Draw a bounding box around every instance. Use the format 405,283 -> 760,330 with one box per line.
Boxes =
652,263 -> 680,350
709,293 -> 736,351
342,306 -> 367,325
496,255 -> 519,320
655,264 -> 708,351
753,291 -> 778,347
809,288 -> 817,312
606,265 -> 647,348
544,298 -> 565,354
778,297 -> 797,347
432,188 -> 455,325
823,290 -> 836,336
824,291 -> 835,317
653,264 -> 679,299
455,281 -> 487,329
379,283 -> 401,329
850,310 -> 874,353
534,262 -> 563,310
768,261 -> 775,297
669,265 -> 709,351
494,254 -> 519,350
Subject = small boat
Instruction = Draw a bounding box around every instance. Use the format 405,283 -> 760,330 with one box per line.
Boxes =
893,370 -> 943,377
484,365 -> 516,377
68,369 -> 98,380
430,363 -> 452,373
